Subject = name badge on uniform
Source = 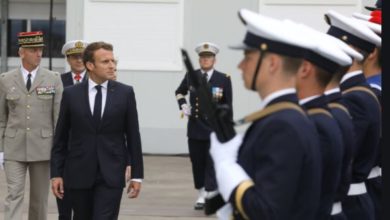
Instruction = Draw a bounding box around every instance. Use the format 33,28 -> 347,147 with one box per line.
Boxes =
36,86 -> 55,95
212,87 -> 223,101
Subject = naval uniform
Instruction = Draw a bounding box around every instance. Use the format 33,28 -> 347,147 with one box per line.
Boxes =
230,90 -> 322,220
300,95 -> 344,220
326,89 -> 356,220
365,72 -> 382,220
175,69 -> 233,191
340,71 -> 381,220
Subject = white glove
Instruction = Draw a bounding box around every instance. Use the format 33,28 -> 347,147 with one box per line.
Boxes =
181,104 -> 191,116
217,204 -> 233,220
0,152 -> 4,170
210,132 -> 251,201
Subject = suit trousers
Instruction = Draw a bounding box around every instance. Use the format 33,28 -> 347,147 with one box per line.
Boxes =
69,170 -> 123,220
4,160 -> 50,220
56,187 -> 72,220
188,138 -> 217,191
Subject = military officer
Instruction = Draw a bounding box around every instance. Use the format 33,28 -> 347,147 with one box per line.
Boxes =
209,9 -> 322,220
325,10 -> 381,220
53,40 -> 88,220
0,31 -> 63,220
61,40 -> 89,87
175,42 -> 233,210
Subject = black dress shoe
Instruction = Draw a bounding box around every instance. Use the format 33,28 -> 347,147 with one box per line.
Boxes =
194,202 -> 205,210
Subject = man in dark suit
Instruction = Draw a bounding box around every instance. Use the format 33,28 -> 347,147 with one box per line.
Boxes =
175,42 -> 233,210
51,41 -> 144,220
209,9 -> 322,220
61,40 -> 89,87
54,40 -> 89,220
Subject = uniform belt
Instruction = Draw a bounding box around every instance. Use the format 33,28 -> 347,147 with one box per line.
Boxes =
331,201 -> 342,215
367,166 -> 381,179
347,182 -> 367,196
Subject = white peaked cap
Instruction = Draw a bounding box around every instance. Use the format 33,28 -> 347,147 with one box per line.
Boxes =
195,42 -> 219,55
229,8 -> 315,59
325,10 -> 381,52
61,40 -> 89,55
352,17 -> 381,36
283,20 -> 352,72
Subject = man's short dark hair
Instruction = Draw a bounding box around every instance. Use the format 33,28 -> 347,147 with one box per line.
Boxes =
313,65 -> 333,88
83,41 -> 113,70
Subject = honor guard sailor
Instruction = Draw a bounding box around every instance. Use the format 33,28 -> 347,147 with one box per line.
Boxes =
175,42 -> 233,210
325,10 -> 381,220
287,21 -> 352,220
209,9 -> 322,220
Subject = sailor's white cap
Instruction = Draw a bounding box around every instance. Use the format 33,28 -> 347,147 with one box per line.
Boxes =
325,10 -> 381,53
284,20 -> 353,73
229,9 -> 315,59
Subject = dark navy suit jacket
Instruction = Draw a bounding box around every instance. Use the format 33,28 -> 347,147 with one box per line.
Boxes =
340,72 -> 381,183
302,95 -> 344,220
175,69 -> 233,140
230,94 -> 322,220
51,80 -> 143,189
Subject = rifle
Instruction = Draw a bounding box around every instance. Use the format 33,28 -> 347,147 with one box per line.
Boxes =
180,49 -> 236,215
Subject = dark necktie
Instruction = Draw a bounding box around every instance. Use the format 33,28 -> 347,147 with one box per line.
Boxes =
26,73 -> 32,91
93,85 -> 102,127
202,72 -> 208,82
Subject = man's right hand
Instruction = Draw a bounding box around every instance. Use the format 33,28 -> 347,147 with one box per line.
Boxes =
181,104 -> 191,116
51,177 -> 64,199
0,152 -> 4,170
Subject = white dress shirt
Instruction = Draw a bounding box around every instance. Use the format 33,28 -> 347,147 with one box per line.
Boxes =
88,79 -> 108,117
259,88 -> 297,110
200,68 -> 214,82
21,66 -> 39,85
72,70 -> 86,84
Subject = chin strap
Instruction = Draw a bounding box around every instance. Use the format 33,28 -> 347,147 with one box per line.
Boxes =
250,49 -> 266,91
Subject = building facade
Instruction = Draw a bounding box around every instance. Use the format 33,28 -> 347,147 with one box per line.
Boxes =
0,0 -> 373,154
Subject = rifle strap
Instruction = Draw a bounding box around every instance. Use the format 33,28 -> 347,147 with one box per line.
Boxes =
328,103 -> 351,118
307,108 -> 333,118
342,86 -> 380,108
236,102 -> 306,125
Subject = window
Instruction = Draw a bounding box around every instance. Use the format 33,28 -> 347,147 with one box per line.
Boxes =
6,19 -> 65,58
31,19 -> 66,58
7,19 -> 27,57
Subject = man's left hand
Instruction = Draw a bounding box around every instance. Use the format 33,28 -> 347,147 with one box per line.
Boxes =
127,180 -> 141,199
